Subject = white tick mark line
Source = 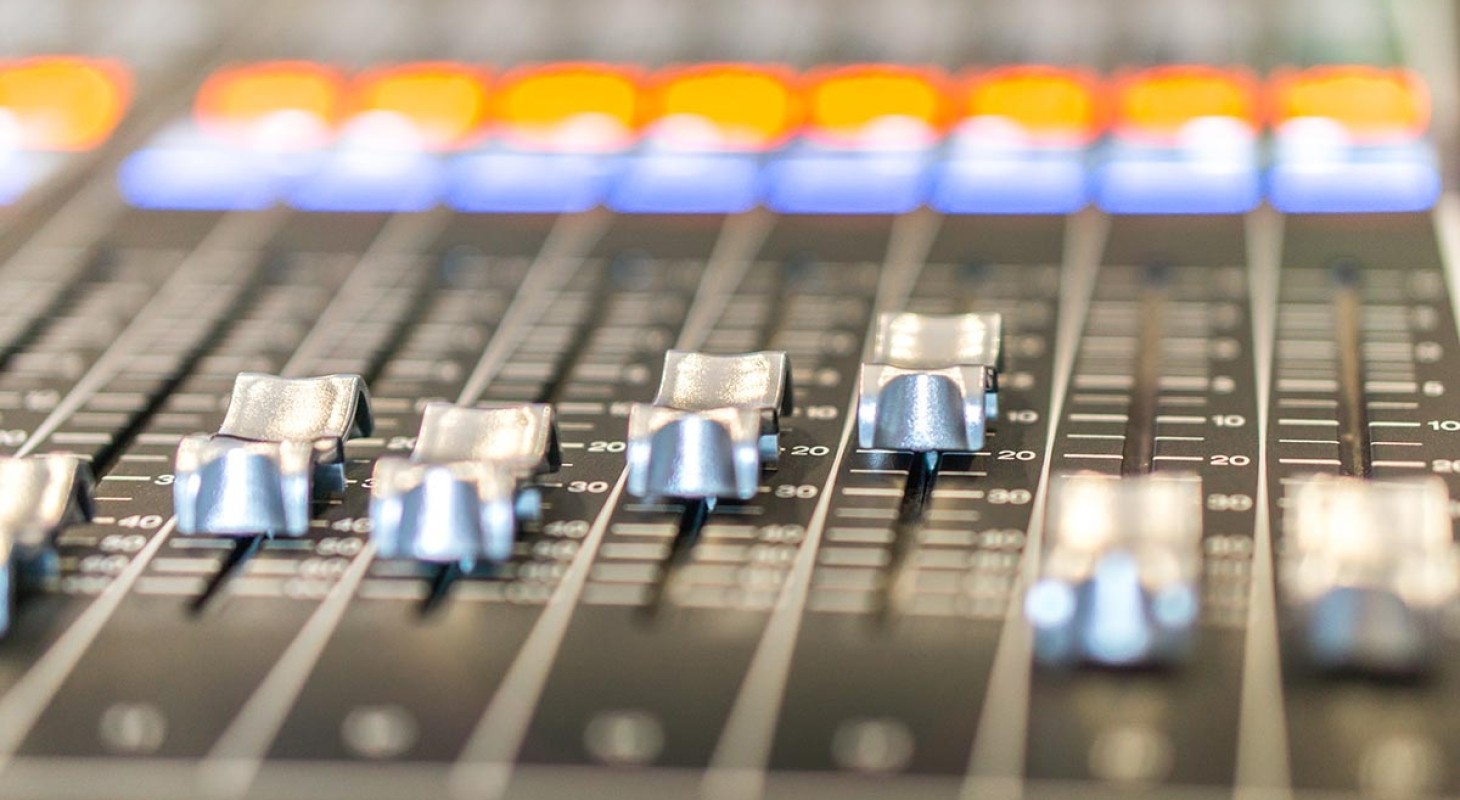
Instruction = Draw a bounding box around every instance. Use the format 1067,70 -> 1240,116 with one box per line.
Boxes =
962,207 -> 1106,800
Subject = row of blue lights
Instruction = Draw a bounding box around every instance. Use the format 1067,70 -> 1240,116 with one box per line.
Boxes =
118,136 -> 1442,216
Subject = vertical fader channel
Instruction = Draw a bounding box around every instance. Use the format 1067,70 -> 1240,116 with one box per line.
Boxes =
1029,215 -> 1260,791
1272,213 -> 1460,798
763,214 -> 1062,786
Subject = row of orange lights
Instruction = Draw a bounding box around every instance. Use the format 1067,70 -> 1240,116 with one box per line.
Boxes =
197,61 -> 1430,152
0,57 -> 1426,156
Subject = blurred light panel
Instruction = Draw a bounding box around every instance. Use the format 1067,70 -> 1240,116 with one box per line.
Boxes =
349,62 -> 490,151
611,64 -> 794,213
195,61 -> 346,150
1096,66 -> 1260,214
491,63 -> 639,151
450,63 -> 638,213
933,66 -> 1098,214
1273,66 -> 1427,142
123,61 -> 346,211
0,57 -> 130,151
1269,66 -> 1439,213
767,65 -> 945,214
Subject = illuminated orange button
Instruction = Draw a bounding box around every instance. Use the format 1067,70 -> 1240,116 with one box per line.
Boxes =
350,62 -> 490,150
1272,66 -> 1428,140
645,64 -> 797,149
1117,66 -> 1257,137
493,63 -> 641,149
0,57 -> 129,151
963,66 -> 1100,144
195,61 -> 346,147
805,65 -> 948,144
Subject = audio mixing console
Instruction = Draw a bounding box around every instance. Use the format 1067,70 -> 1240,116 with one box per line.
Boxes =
0,0 -> 1456,798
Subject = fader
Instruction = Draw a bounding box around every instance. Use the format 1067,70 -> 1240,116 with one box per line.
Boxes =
370,402 -> 561,566
173,373 -> 373,537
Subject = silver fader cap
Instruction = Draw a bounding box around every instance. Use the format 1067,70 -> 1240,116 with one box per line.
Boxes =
627,405 -> 763,501
653,350 -> 792,464
1281,475 -> 1457,675
371,403 -> 560,566
858,312 -> 1001,452
174,373 -> 373,537
0,455 -> 94,637
1025,472 -> 1203,667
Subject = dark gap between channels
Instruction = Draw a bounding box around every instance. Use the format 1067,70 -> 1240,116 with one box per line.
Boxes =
876,450 -> 942,622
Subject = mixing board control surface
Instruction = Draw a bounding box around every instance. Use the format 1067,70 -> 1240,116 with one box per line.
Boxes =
0,0 -> 1458,798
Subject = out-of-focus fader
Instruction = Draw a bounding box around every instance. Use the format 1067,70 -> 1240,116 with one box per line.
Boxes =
1026,471 -> 1204,667
1281,474 -> 1458,675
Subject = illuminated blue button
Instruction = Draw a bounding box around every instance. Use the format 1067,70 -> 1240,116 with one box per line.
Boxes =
1094,135 -> 1260,215
118,146 -> 287,211
609,152 -> 759,213
288,150 -> 444,212
1095,156 -> 1260,214
447,150 -> 613,213
931,152 -> 1087,214
1269,144 -> 1441,213
764,149 -> 928,214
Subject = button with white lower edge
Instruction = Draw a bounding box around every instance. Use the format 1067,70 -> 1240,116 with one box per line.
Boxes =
857,312 -> 1001,452
1281,474 -> 1457,675
0,454 -> 94,637
1025,472 -> 1203,667
173,373 -> 372,537
371,402 -> 560,567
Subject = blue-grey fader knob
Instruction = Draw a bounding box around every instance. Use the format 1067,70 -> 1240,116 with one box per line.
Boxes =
1281,475 -> 1457,675
0,455 -> 94,637
1025,472 -> 1203,667
174,373 -> 373,537
371,402 -> 560,567
627,350 -> 791,502
858,312 -> 1001,452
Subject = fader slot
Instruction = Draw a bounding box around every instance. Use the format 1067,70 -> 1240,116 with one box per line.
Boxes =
1331,259 -> 1373,478
641,257 -> 802,617
1120,265 -> 1169,476
1028,215 -> 1257,789
1272,213 -> 1460,797
511,216 -> 881,774
766,215 -> 1061,778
